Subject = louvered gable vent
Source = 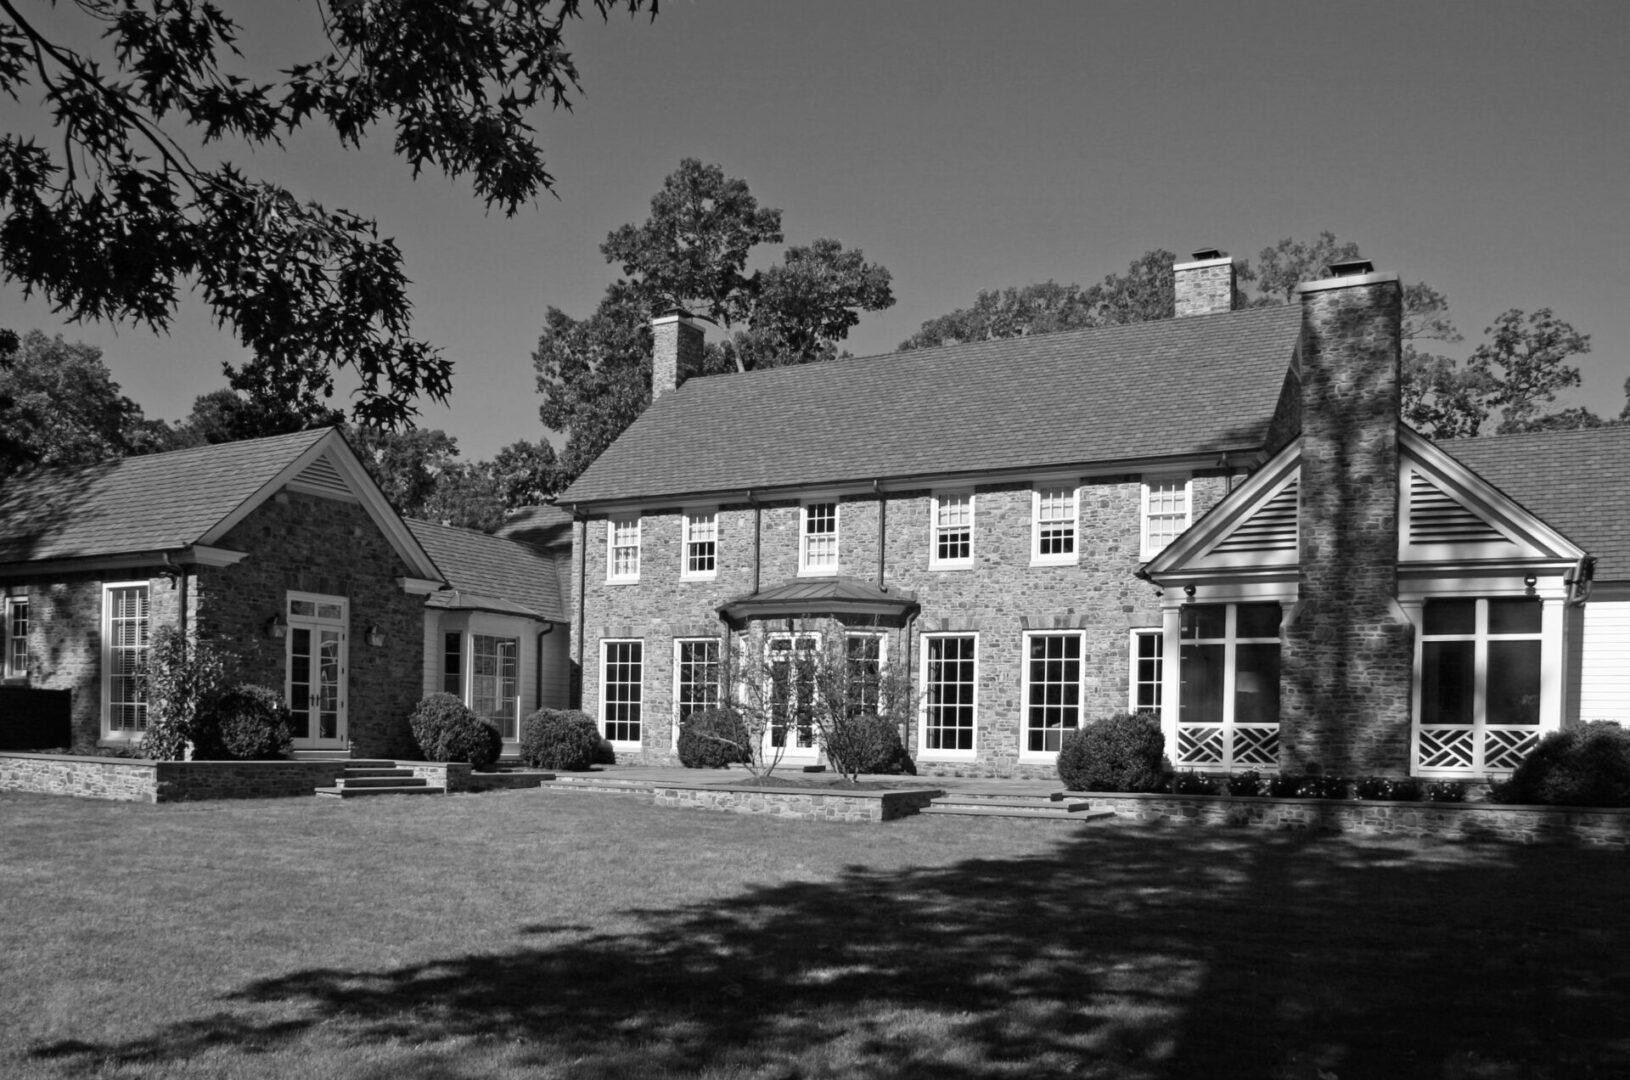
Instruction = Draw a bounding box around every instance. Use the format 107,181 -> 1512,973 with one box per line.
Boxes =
288,452 -> 355,500
1408,472 -> 1503,545
1210,480 -> 1299,554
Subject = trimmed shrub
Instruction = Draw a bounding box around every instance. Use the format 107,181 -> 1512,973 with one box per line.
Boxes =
1490,722 -> 1630,807
1056,711 -> 1168,793
1170,770 -> 1216,795
1226,770 -> 1266,797
1355,776 -> 1423,802
825,713 -> 915,777
1268,774 -> 1351,800
1423,780 -> 1467,803
410,693 -> 502,770
519,709 -> 601,771
193,684 -> 293,760
677,707 -> 752,769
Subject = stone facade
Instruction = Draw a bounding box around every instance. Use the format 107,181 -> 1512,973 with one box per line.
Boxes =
577,472 -> 1236,778
1280,273 -> 1415,775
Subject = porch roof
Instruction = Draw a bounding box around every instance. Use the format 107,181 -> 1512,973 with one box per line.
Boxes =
718,576 -> 919,625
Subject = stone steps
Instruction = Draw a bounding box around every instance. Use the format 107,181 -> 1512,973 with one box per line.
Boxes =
921,793 -> 1111,821
315,764 -> 444,799
537,775 -> 661,796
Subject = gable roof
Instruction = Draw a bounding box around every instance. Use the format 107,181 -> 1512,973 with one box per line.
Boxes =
561,304 -> 1304,505
406,519 -> 566,623
0,428 -> 441,580
1440,426 -> 1630,581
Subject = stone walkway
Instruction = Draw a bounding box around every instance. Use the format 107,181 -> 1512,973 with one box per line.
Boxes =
584,762 -> 1065,798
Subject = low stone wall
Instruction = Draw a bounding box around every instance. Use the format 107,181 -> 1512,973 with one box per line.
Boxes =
1079,791 -> 1630,846
0,753 -> 350,803
403,762 -> 553,793
652,783 -> 941,823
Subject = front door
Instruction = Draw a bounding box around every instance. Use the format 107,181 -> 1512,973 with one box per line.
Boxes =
286,593 -> 348,749
767,635 -> 820,766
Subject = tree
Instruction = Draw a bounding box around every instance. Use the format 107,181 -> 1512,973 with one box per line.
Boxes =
1,0 -> 656,428
536,159 -> 893,486
176,386 -> 344,446
487,439 -> 560,508
345,425 -> 462,517
0,329 -> 154,478
417,462 -> 507,533
1471,308 -> 1592,434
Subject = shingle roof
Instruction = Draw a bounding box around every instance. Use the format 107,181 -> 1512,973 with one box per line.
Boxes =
561,304 -> 1304,504
406,519 -> 566,623
1441,425 -> 1630,581
0,429 -> 331,564
718,576 -> 919,624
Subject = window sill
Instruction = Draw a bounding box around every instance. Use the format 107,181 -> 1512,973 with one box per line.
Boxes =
928,560 -> 974,572
679,573 -> 717,583
797,567 -> 840,578
605,577 -> 641,586
1028,556 -> 1078,569
917,749 -> 978,762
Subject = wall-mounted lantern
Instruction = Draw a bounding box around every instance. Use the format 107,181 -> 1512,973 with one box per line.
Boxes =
366,625 -> 386,648
265,613 -> 287,640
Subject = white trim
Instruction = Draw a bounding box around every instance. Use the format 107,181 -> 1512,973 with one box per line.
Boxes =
599,638 -> 645,750
1129,627 -> 1164,715
100,580 -> 151,743
1030,483 -> 1079,567
928,491 -> 975,571
1172,602 -> 1285,771
399,576 -> 445,596
681,508 -> 719,581
765,631 -> 823,763
2,595 -> 28,682
469,631 -> 522,741
1140,473 -> 1192,559
284,590 -> 349,749
917,631 -> 979,761
672,636 -> 722,749
1019,629 -> 1088,762
843,630 -> 889,716
799,501 -> 840,577
606,515 -> 641,584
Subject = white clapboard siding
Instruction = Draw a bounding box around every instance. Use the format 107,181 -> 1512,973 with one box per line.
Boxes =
1579,602 -> 1630,723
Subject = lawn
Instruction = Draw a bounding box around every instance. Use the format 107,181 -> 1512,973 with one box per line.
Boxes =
2,789 -> 1627,1080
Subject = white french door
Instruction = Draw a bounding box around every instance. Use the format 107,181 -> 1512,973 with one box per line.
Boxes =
766,634 -> 821,765
285,592 -> 348,749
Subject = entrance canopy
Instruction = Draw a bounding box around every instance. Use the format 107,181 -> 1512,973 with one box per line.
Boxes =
718,577 -> 919,628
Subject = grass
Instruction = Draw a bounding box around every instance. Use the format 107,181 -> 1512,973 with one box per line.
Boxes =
2,790 -> 1628,1079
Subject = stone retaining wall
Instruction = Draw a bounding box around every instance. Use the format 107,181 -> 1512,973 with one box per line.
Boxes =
0,753 -> 350,803
403,762 -> 553,793
1080,791 -> 1630,846
651,783 -> 940,823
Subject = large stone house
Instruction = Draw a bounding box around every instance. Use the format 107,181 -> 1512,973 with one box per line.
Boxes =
557,253 -> 1628,779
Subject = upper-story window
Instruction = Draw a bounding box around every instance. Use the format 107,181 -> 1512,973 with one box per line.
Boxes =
3,597 -> 28,681
682,510 -> 718,579
801,502 -> 839,575
1142,475 -> 1192,557
607,515 -> 640,582
1032,484 -> 1078,565
930,492 -> 974,570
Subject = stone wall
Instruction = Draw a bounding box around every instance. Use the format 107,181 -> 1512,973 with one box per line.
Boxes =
651,782 -> 939,822
0,752 -> 350,802
578,472 -> 1236,778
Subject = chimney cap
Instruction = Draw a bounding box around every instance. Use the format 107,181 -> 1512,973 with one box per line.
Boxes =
652,307 -> 696,323
1328,257 -> 1375,277
1189,247 -> 1224,261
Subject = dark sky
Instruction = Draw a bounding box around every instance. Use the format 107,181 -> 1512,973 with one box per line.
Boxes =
4,0 -> 1626,458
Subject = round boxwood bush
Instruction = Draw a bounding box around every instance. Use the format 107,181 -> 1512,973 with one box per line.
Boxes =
677,707 -> 751,768
825,713 -> 915,777
1492,722 -> 1630,807
1056,711 -> 1168,793
410,692 -> 502,770
193,684 -> 293,760
519,709 -> 602,771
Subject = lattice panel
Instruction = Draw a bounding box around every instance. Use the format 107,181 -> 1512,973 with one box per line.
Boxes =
1178,726 -> 1225,765
1417,728 -> 1475,770
1484,729 -> 1539,771
1233,726 -> 1281,766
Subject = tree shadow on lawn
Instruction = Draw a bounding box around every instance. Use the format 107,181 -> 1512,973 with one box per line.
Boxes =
32,825 -> 1630,1079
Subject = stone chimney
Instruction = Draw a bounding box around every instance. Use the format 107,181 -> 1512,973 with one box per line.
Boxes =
651,309 -> 704,400
1173,248 -> 1235,317
1278,257 -> 1414,776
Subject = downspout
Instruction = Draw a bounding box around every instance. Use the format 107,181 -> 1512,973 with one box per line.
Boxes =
1565,555 -> 1596,607
536,623 -> 554,710
902,607 -> 917,753
574,506 -> 588,710
874,479 -> 888,592
749,490 -> 761,596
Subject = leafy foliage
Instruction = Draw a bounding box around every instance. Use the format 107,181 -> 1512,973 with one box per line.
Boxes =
0,330 -> 162,479
676,706 -> 753,769
137,627 -> 237,761
409,692 -> 501,770
1225,770 -> 1267,797
1055,712 -> 1168,793
1490,722 -> 1630,807
193,684 -> 293,761
1169,770 -> 1218,796
0,0 -> 656,427
519,708 -> 601,771
823,713 -> 914,777
1472,308 -> 1593,434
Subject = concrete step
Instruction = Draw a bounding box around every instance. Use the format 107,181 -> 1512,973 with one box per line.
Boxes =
336,774 -> 427,789
314,784 -> 446,798
538,776 -> 659,795
921,803 -> 1113,820
341,768 -> 418,780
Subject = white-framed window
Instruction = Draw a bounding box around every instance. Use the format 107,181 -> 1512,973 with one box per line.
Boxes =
1142,475 -> 1192,558
1415,598 -> 1545,774
1031,484 -> 1077,565
682,510 -> 718,580
1022,631 -> 1085,757
919,633 -> 977,757
929,492 -> 974,570
600,639 -> 643,746
1129,628 -> 1163,714
607,516 -> 641,583
844,632 -> 887,716
767,634 -> 821,752
1177,603 -> 1282,769
673,638 -> 721,742
800,502 -> 839,576
3,596 -> 27,681
441,632 -> 463,695
472,634 -> 520,740
102,582 -> 150,737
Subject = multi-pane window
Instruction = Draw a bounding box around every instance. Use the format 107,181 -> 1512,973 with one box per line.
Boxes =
1142,476 -> 1191,557
3,598 -> 27,680
931,493 -> 973,569
1130,629 -> 1163,713
608,516 -> 641,582
921,635 -> 976,754
1178,603 -> 1282,768
1024,632 -> 1083,754
601,640 -> 643,744
1417,598 -> 1544,773
442,632 -> 462,695
768,636 -> 819,750
683,511 -> 718,578
675,639 -> 721,726
1033,485 -> 1077,563
845,634 -> 884,716
104,584 -> 150,734
472,635 -> 520,739
801,503 -> 838,574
